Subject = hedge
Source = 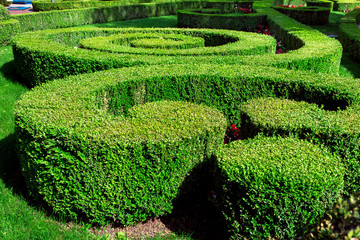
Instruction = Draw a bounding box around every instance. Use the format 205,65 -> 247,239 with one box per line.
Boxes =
332,0 -> 360,11
306,0 -> 334,11
214,136 -> 344,239
272,5 -> 330,25
11,1 -> 204,32
11,27 -> 276,86
11,13 -> 342,87
15,62 -> 360,226
0,4 -> 9,21
239,97 -> 360,194
0,18 -> 20,44
339,8 -> 360,62
31,0 -> 195,11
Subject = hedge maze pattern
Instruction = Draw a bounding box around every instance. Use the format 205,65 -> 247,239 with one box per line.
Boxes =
11,0 -> 360,238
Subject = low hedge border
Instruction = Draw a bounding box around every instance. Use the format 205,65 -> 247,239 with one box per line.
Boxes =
10,1 -> 204,32
214,136 -> 344,239
31,0 -> 193,12
176,8 -> 265,32
333,0 -> 360,11
77,29 -> 275,56
11,27 -> 276,86
272,5 -> 330,25
306,0 -> 334,11
15,63 -> 358,229
239,97 -> 360,194
339,8 -> 360,62
0,18 -> 20,44
177,0 -> 342,74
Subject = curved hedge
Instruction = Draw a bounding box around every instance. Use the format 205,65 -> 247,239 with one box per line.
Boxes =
272,5 -> 330,25
0,18 -> 20,44
12,0 -> 360,236
214,136 -> 344,239
239,97 -> 360,193
0,5 -> 9,21
11,27 -> 276,86
333,0 -> 360,11
32,0 -> 191,11
15,62 -> 360,225
339,8 -> 360,62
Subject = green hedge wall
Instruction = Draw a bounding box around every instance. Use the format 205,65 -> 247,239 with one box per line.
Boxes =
11,27 -> 276,87
339,8 -> 360,62
239,97 -> 360,194
0,5 -> 10,21
0,19 -> 20,44
16,63 -> 357,228
306,0 -> 334,11
32,0 -> 194,12
11,1 -> 204,32
333,0 -> 360,11
272,5 -> 330,25
214,136 -> 344,239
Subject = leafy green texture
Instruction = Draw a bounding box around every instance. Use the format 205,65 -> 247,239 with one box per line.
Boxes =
214,136 -> 345,239
333,0 -> 360,12
11,27 -> 276,86
239,97 -> 360,193
11,1 -> 203,32
0,5 -> 9,21
272,5 -> 330,25
15,62 -> 360,224
339,8 -> 360,62
31,0 -> 197,11
15,70 -> 227,224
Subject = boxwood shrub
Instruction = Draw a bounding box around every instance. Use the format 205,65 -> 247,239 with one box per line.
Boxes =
339,8 -> 360,62
306,0 -> 334,11
16,73 -> 227,224
0,18 -> 20,44
272,5 -> 330,25
332,0 -> 360,11
15,62 -> 360,225
239,97 -> 360,194
11,27 -> 276,86
31,0 -> 192,12
0,4 -> 10,21
214,136 -> 344,239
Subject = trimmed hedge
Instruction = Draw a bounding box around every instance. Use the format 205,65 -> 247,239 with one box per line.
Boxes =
11,1 -> 204,32
339,8 -> 360,62
0,18 -> 20,44
239,97 -> 360,194
272,5 -> 330,25
15,62 -> 360,226
214,136 -> 344,239
0,5 -> 10,21
11,27 -> 276,86
177,8 -> 265,32
306,0 -> 334,11
333,0 -> 360,11
32,0 -> 194,11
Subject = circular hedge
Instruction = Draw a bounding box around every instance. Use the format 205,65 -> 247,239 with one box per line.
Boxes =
11,27 -> 276,86
214,136 -> 345,239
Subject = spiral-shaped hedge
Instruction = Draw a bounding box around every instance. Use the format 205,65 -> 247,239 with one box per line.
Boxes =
13,0 -> 358,237
11,27 -> 276,87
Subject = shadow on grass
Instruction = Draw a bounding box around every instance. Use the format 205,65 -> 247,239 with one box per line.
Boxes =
0,60 -> 27,87
161,159 -> 229,240
0,133 -> 28,197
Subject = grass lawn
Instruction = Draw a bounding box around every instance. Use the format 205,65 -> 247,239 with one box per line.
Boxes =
0,12 -> 360,239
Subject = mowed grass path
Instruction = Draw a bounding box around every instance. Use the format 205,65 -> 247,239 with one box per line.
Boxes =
0,13 -> 359,240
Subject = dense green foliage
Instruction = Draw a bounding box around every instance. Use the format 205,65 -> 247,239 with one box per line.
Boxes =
333,0 -> 360,11
9,0 -> 360,237
32,0 -> 195,11
11,27 -> 276,86
272,5 -> 330,25
339,8 -> 360,62
214,136 -> 344,239
239,97 -> 360,194
0,5 -> 9,21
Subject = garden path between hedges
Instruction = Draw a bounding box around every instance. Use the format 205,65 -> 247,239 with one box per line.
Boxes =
7,3 -> 34,14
